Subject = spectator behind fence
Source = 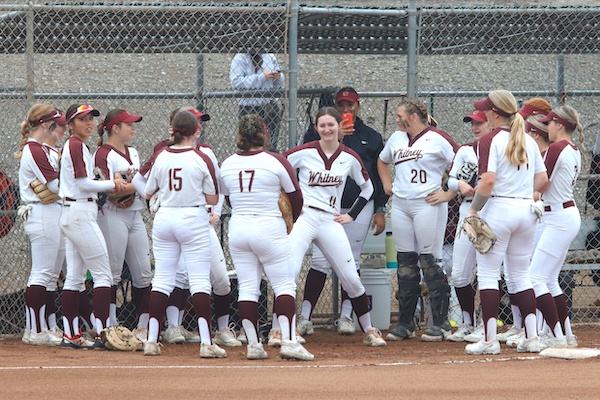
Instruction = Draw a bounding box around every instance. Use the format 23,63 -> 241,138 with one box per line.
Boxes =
230,53 -> 284,152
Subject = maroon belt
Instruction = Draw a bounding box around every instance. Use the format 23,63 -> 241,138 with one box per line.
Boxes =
544,200 -> 575,212
308,205 -> 326,212
65,197 -> 94,202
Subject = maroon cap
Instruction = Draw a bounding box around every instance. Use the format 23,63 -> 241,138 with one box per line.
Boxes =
67,105 -> 100,123
474,96 -> 513,118
189,108 -> 210,122
463,109 -> 487,123
538,111 -> 576,130
518,103 -> 548,118
54,111 -> 67,126
336,90 -> 359,104
30,109 -> 61,127
105,110 -> 142,131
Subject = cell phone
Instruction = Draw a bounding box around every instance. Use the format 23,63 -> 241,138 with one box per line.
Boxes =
342,113 -> 353,126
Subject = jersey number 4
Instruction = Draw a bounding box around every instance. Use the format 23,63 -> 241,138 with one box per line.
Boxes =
238,170 -> 255,192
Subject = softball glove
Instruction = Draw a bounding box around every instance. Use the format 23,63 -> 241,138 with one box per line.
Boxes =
101,326 -> 143,351
29,179 -> 60,204
459,215 -> 496,254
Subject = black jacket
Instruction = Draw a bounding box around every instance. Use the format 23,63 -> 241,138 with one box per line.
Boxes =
304,117 -> 389,210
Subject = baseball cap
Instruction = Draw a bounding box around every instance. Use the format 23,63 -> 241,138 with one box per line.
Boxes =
518,98 -> 552,118
189,108 -> 210,122
538,111 -> 576,130
66,104 -> 100,123
473,96 -> 513,118
336,90 -> 359,104
105,110 -> 142,131
54,111 -> 67,126
463,109 -> 487,123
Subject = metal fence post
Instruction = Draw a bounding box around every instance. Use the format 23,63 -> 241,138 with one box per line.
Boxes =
25,5 -> 34,107
288,0 -> 299,149
407,0 -> 418,98
557,53 -> 566,105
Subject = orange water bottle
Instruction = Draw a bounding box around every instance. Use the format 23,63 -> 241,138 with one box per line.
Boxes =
385,232 -> 398,269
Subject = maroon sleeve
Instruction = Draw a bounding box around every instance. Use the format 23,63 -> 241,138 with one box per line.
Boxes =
194,149 -> 219,196
139,146 -> 166,177
432,127 -> 460,153
341,144 -> 370,182
28,143 -> 58,182
94,145 -> 111,179
68,137 -> 87,178
544,141 -> 569,179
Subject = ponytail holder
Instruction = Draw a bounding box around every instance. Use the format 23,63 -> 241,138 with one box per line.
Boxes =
172,127 -> 187,134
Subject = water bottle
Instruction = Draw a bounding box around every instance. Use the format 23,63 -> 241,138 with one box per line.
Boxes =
385,232 -> 398,269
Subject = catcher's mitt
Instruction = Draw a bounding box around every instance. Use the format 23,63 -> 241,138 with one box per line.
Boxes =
93,167 -> 109,208
108,170 -> 135,209
101,326 -> 143,351
278,190 -> 293,234
459,215 -> 496,254
29,179 -> 61,204
457,162 -> 478,188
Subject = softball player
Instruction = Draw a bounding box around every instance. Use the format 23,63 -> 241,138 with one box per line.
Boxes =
142,110 -> 223,358
529,106 -> 584,349
16,104 -> 65,346
443,110 -> 492,342
59,104 -> 128,349
94,109 -> 153,336
377,98 -> 458,342
464,90 -> 548,355
296,87 -> 388,337
285,107 -> 386,347
221,114 -> 312,360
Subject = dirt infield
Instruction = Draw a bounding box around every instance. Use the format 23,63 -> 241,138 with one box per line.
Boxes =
1,326 -> 599,399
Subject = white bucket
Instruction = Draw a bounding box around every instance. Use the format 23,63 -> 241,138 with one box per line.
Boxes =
354,268 -> 395,330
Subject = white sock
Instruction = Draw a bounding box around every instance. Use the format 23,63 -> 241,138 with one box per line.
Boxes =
340,300 -> 353,320
178,309 -> 185,326
462,311 -> 473,327
551,322 -> 565,339
217,315 -> 229,331
39,305 -> 48,332
523,313 -> 537,339
166,306 -> 179,327
563,316 -> 574,338
197,318 -> 211,344
109,303 -> 117,326
357,312 -> 373,333
301,300 -> 312,320
47,313 -> 57,330
148,317 -> 160,343
271,313 -> 280,330
485,317 -> 497,342
511,305 -> 523,329
137,313 -> 149,330
278,314 -> 292,341
25,305 -> 30,333
242,319 -> 258,344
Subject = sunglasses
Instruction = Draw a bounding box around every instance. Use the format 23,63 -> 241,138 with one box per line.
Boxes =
67,105 -> 98,122
30,109 -> 60,127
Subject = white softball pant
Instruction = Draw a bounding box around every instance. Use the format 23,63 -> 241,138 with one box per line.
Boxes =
290,207 -> 365,298
477,198 -> 537,293
24,202 -> 63,288
530,206 -> 580,297
61,201 -> 113,290
174,225 -> 231,296
391,195 -> 446,255
151,207 -> 211,296
97,207 -> 152,288
228,215 -> 295,301
310,201 -> 374,274
451,201 -> 477,288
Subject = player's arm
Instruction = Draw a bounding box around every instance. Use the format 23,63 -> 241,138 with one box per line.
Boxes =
468,171 -> 495,217
377,158 -> 393,196
336,179 -> 374,225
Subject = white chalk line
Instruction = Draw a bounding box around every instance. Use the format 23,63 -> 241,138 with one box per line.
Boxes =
0,355 -> 541,371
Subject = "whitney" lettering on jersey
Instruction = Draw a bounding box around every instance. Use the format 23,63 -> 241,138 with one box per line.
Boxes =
308,171 -> 344,187
393,148 -> 424,164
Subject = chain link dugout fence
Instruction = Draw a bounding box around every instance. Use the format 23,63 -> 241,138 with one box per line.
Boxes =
1,2 -> 600,336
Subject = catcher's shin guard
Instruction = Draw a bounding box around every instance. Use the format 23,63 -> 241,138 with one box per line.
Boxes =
420,254 -> 450,328
396,252 -> 420,329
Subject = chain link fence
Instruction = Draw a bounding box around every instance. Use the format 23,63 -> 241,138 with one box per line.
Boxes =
1,1 -> 600,337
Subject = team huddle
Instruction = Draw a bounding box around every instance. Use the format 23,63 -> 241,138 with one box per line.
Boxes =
16,87 -> 585,360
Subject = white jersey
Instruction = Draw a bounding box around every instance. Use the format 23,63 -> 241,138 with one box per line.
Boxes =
477,127 -> 546,198
220,150 -> 298,217
447,142 -> 478,194
284,142 -> 370,214
43,143 -> 60,171
144,146 -> 218,208
541,140 -> 581,205
94,144 -> 143,211
19,138 -> 59,204
379,126 -> 458,199
197,143 -> 225,216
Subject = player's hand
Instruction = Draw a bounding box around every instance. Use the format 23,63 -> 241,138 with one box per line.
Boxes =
208,212 -> 220,226
458,180 -> 475,197
425,190 -> 453,205
263,70 -> 280,80
383,183 -> 393,196
333,213 -> 354,224
112,177 -> 128,193
467,208 -> 478,218
371,213 -> 385,235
